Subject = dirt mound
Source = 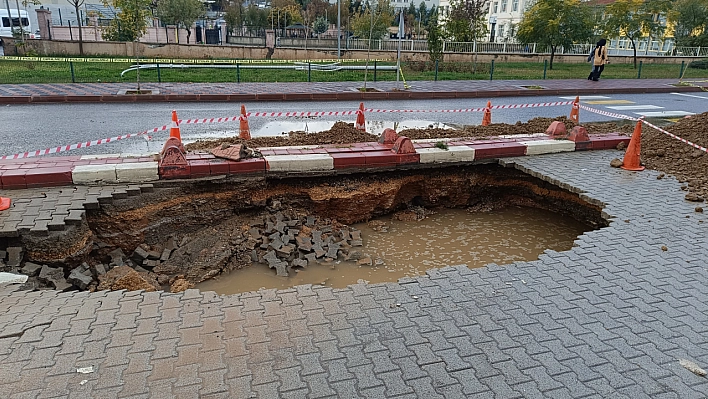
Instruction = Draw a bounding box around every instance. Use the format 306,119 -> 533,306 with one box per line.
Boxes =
640,112 -> 708,199
185,122 -> 379,151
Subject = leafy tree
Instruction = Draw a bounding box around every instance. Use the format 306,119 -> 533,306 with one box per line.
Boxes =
418,2 -> 428,25
312,16 -> 328,36
243,4 -> 268,33
225,0 -> 245,33
350,0 -> 393,40
427,10 -> 443,62
102,0 -> 153,42
157,0 -> 205,44
601,0 -> 671,68
669,0 -> 708,47
445,0 -> 489,42
516,0 -> 593,69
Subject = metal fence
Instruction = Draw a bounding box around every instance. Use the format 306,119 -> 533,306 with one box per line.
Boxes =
259,37 -> 704,57
1,58 -> 706,85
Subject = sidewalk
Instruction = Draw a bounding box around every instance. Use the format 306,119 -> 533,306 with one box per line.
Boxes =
1,151 -> 707,398
0,79 -> 706,103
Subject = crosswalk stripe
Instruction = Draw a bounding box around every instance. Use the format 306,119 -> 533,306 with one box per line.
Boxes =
634,111 -> 695,117
606,105 -> 664,110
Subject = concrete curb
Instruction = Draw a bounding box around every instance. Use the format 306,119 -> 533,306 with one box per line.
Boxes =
0,133 -> 630,189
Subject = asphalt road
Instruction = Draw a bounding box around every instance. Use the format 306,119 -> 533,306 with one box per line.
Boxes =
1,92 -> 706,157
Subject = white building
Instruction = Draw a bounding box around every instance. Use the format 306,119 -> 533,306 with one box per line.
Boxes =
487,0 -> 525,42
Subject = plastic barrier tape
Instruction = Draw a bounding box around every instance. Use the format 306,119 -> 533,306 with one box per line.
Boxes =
1,101 -> 573,160
580,104 -> 708,153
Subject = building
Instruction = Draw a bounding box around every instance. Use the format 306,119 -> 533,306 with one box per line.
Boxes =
486,0 -> 525,42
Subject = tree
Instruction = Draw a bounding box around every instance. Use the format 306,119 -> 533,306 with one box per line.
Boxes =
427,10 -> 443,62
350,0 -> 394,40
312,16 -> 328,36
669,0 -> 708,47
102,0 -> 153,42
516,0 -> 593,69
157,0 -> 205,43
601,0 -> 670,68
225,0 -> 245,33
418,2 -> 428,25
445,0 -> 489,42
243,4 -> 268,33
67,0 -> 86,54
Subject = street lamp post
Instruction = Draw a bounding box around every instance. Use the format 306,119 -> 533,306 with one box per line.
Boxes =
337,0 -> 341,59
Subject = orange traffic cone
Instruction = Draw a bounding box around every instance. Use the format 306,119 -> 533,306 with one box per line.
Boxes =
621,120 -> 645,171
239,105 -> 251,140
0,197 -> 10,211
169,110 -> 186,153
355,102 -> 366,131
482,101 -> 492,126
570,96 -> 580,124
170,110 -> 182,142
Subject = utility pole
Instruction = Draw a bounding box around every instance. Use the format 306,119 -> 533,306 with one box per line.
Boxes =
337,0 -> 341,59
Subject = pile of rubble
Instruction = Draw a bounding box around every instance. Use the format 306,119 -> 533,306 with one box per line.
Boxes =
1,238 -> 193,293
246,209 -> 369,277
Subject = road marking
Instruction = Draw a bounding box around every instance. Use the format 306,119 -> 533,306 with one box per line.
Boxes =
559,96 -> 611,100
634,111 -> 695,117
670,92 -> 708,100
606,105 -> 664,110
585,100 -> 635,104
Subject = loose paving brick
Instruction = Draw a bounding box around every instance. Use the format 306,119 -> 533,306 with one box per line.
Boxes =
1,151 -> 708,397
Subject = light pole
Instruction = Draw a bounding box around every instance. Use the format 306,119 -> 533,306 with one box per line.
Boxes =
337,0 -> 341,59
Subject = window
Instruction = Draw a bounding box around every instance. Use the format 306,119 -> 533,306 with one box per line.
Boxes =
498,25 -> 504,38
501,0 -> 507,12
1,17 -> 29,27
512,0 -> 519,12
493,2 -> 498,13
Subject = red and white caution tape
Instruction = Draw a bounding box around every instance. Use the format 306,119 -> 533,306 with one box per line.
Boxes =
641,119 -> 708,153
578,104 -> 639,121
580,104 -> 708,154
1,100 -> 576,160
0,125 -> 169,160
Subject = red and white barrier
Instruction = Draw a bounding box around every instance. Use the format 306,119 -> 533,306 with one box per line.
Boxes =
0,100 -> 615,160
580,104 -> 708,154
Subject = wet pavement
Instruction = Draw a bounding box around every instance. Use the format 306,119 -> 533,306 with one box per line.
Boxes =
1,150 -> 707,398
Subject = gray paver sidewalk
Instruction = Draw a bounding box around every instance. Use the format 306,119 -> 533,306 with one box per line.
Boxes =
1,150 -> 707,398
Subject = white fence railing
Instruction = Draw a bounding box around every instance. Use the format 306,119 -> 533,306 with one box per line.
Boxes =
258,37 -> 703,57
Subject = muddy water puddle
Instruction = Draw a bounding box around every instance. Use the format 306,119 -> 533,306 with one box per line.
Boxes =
197,207 -> 588,295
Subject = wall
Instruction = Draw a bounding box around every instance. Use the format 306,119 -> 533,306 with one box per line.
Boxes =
7,37 -> 703,65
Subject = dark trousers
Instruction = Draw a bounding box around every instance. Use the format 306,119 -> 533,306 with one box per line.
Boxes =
588,65 -> 605,81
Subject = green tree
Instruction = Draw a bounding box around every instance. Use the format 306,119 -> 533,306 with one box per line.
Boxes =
427,10 -> 444,62
312,16 -> 328,36
102,0 -> 153,42
602,0 -> 671,68
157,0 -> 205,43
669,0 -> 708,47
225,0 -> 245,33
444,0 -> 488,43
243,4 -> 268,33
418,2 -> 428,25
516,0 -> 593,69
350,0 -> 393,40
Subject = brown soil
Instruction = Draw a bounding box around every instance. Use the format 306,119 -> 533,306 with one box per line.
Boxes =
640,113 -> 708,200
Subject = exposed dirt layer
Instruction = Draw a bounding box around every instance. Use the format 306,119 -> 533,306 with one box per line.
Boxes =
639,112 -> 708,200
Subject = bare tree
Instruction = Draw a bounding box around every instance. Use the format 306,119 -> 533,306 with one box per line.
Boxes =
68,0 -> 85,54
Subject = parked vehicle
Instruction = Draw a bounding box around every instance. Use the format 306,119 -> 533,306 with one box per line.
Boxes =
0,9 -> 37,39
